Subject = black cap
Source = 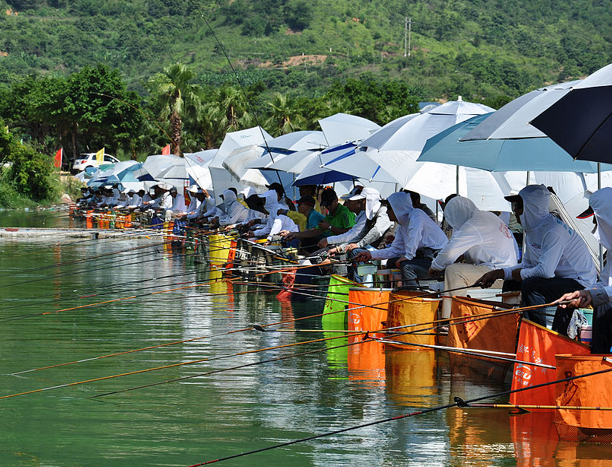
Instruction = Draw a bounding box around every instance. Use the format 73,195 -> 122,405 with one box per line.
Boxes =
504,194 -> 522,203
577,206 -> 594,219
296,195 -> 316,207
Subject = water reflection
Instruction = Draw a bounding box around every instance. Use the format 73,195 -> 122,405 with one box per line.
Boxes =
1,220 -> 612,466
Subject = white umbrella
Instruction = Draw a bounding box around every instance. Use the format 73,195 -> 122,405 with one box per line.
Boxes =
267,149 -> 322,174
184,149 -> 217,191
360,99 -> 493,153
318,113 -> 381,146
209,126 -> 272,197
247,131 -> 327,170
141,154 -> 184,179
223,145 -> 265,180
460,81 -> 578,141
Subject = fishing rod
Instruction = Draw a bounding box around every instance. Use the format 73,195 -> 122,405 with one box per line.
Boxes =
373,338 -> 554,369
195,7 -> 282,184
7,281 -> 367,375
1,331 -> 373,401
0,263 -> 202,313
0,272 -> 234,323
89,334 -> 374,400
463,403 -> 612,412
0,244 -> 198,291
0,237 -> 172,279
0,226 -> 166,259
20,299 -> 569,400
185,363 -> 612,466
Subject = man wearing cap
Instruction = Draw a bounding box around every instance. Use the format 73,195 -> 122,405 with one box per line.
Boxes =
247,190 -> 299,243
429,195 -> 518,319
167,186 -> 187,214
476,184 -> 597,332
558,188 -> 612,352
324,187 -> 392,254
355,191 -> 448,290
298,185 -> 322,213
283,188 -> 355,246
318,186 -> 368,250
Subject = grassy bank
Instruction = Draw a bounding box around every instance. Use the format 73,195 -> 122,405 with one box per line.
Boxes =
0,171 -> 83,209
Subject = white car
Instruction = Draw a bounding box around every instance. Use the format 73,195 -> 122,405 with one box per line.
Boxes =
71,153 -> 120,174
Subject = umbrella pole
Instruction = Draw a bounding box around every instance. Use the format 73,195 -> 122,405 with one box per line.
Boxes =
455,165 -> 459,195
599,163 -> 604,270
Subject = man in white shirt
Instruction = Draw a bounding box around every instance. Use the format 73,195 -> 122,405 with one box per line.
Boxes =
558,187 -> 612,352
476,184 -> 597,333
218,188 -> 248,227
248,190 -> 299,244
168,186 -> 187,214
429,196 -> 518,318
355,191 -> 448,290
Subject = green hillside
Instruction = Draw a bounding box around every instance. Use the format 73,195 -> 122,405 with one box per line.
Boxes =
1,0 -> 610,103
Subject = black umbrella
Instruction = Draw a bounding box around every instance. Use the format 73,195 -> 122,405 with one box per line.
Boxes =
531,63 -> 612,164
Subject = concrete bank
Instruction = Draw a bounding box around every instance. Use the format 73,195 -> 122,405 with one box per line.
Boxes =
0,227 -> 159,240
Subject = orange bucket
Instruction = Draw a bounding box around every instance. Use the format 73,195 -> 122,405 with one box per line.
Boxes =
348,287 -> 391,337
386,290 -> 441,347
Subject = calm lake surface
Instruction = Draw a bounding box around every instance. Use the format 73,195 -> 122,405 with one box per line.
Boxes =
0,213 -> 610,466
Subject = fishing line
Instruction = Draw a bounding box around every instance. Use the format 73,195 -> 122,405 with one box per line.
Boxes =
191,1 -> 285,187
0,237 -> 170,279
186,363 -> 612,466
1,332 -> 373,400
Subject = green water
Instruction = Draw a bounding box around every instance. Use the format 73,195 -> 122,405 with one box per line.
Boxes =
1,229 -> 610,466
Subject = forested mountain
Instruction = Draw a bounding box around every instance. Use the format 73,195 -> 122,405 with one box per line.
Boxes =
1,0 -> 610,103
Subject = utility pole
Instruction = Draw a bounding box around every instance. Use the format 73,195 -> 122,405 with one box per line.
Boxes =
404,17 -> 413,57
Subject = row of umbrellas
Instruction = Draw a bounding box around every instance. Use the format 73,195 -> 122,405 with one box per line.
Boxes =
81,62 -> 612,218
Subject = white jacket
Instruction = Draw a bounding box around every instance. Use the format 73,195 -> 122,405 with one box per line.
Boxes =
585,188 -> 612,306
218,190 -> 248,226
169,193 -> 187,212
253,190 -> 298,240
431,196 -> 518,271
371,191 -> 447,261
502,184 -> 597,288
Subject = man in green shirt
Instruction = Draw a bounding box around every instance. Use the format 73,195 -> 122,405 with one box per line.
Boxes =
284,188 -> 355,250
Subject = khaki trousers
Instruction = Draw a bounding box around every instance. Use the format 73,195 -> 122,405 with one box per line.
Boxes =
441,263 -> 504,319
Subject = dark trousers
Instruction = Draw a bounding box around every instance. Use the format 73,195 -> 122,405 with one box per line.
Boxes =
388,256 -> 433,290
504,276 -> 583,334
592,302 -> 612,354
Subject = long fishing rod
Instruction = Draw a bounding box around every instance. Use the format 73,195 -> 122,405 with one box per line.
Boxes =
1,331 -> 372,401
373,338 -> 554,369
195,8 -> 282,184
7,281 -> 368,375
0,253 -> 299,312
0,272 -> 232,323
186,363 -> 612,466
82,300 -> 573,400
0,244 -> 195,291
464,403 -> 612,412
0,237 -> 172,279
0,262 -> 201,313
1,226 -> 166,260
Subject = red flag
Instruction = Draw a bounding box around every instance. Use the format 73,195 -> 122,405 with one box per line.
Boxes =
510,320 -> 590,406
162,144 -> 170,155
54,148 -> 62,168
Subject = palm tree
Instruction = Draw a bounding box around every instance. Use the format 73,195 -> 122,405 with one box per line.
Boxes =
148,63 -> 201,156
264,92 -> 307,136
